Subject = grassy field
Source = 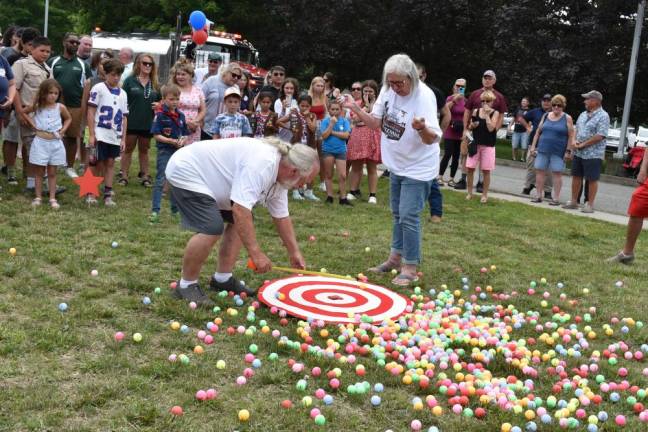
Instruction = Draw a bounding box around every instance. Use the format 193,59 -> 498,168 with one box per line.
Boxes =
1,158 -> 647,432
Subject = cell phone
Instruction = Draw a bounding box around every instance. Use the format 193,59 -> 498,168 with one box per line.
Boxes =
459,87 -> 465,96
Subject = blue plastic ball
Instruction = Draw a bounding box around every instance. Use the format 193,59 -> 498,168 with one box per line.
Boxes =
525,421 -> 537,432
252,359 -> 262,368
180,325 -> 190,334
370,395 -> 381,406
323,394 -> 333,405
58,302 -> 68,312
142,296 -> 151,305
541,414 -> 552,424
597,411 -> 608,422
374,383 -> 384,392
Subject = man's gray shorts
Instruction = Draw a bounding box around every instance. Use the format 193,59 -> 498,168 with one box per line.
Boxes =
169,185 -> 234,235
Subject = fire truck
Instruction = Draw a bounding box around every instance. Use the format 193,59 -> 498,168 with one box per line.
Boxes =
181,31 -> 267,87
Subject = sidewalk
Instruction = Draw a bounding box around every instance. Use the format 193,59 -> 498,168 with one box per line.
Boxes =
438,158 -> 639,227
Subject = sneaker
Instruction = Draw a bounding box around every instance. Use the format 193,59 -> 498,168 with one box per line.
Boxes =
292,189 -> 305,200
303,189 -> 320,201
319,182 -> 327,192
85,194 -> 98,204
350,190 -> 362,199
453,179 -> 467,190
325,196 -> 333,204
339,198 -> 353,206
104,197 -> 117,207
530,197 -> 543,203
7,176 -> 18,185
65,167 -> 79,178
606,251 -> 635,265
345,192 -> 356,201
172,283 -> 215,307
522,185 -> 535,195
368,196 -> 377,204
581,204 -> 594,213
149,212 -> 160,223
381,169 -> 390,178
562,201 -> 579,209
209,276 -> 255,296
447,179 -> 456,187
476,182 -> 484,193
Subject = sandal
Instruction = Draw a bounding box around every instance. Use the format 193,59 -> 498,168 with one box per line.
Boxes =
141,176 -> 152,188
49,199 -> 60,210
530,197 -> 542,203
465,194 -> 472,200
368,261 -> 402,273
117,178 -> 128,186
391,273 -> 419,287
31,197 -> 42,207
480,196 -> 488,204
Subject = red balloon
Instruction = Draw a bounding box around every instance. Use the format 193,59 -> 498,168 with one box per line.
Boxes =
192,30 -> 208,45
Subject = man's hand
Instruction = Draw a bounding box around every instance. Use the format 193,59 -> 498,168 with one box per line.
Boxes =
250,251 -> 272,273
411,116 -> 426,131
289,251 -> 305,270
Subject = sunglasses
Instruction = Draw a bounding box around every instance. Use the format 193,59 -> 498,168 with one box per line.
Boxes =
483,75 -> 494,79
142,62 -> 154,67
481,100 -> 494,103
351,87 -> 362,91
273,72 -> 285,76
323,78 -> 329,82
231,73 -> 242,79
552,104 -> 563,108
208,60 -> 221,64
67,40 -> 80,45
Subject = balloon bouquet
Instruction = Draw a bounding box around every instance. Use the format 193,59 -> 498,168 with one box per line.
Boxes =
189,10 -> 209,45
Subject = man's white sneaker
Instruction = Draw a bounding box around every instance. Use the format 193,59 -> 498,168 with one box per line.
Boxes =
319,182 -> 326,192
65,167 -> 79,178
303,189 -> 320,201
346,193 -> 356,201
368,196 -> 377,204
292,189 -> 305,200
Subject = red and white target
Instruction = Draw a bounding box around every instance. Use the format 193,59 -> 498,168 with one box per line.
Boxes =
258,276 -> 413,324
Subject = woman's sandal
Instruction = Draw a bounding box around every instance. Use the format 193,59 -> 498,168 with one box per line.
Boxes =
142,176 -> 152,188
117,178 -> 128,186
31,197 -> 42,207
391,273 -> 419,287
480,196 -> 488,204
368,262 -> 401,273
49,199 -> 60,210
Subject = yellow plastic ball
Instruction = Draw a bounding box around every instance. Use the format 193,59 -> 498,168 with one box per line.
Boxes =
238,409 -> 250,421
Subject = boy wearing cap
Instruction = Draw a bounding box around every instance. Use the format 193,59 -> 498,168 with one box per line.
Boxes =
211,87 -> 252,139
562,90 -> 609,213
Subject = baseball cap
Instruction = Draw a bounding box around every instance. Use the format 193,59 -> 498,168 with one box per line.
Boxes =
224,86 -> 241,99
483,70 -> 496,78
541,93 -> 552,100
208,52 -> 222,62
581,90 -> 603,101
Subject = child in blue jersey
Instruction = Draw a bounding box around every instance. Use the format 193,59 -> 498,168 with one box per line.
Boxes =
211,86 -> 252,139
87,58 -> 128,206
320,99 -> 351,205
149,83 -> 190,223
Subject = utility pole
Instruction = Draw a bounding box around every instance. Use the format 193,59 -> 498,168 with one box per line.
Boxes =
44,0 -> 49,37
617,0 -> 645,159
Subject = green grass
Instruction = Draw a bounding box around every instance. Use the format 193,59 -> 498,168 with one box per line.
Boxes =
0,154 -> 647,431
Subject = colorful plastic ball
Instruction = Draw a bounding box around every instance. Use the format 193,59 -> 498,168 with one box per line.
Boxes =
154,287 -> 161,295
238,409 -> 250,422
111,241 -> 119,248
587,425 -> 598,432
8,247 -> 16,256
216,360 -> 226,369
133,333 -> 142,342
525,421 -> 537,432
323,394 -> 333,405
302,396 -> 313,407
142,296 -> 151,305
169,281 -> 177,289
170,405 -> 183,416
204,334 -> 214,345
114,331 -> 124,342
314,414 -> 326,426
180,325 -> 189,334
206,388 -> 217,399
58,302 -> 68,312
615,281 -> 623,288
310,408 -> 321,419
371,395 -> 381,406
374,383 -> 384,392
411,419 -> 422,431
236,376 -> 247,385
315,388 -> 326,399
193,345 -> 204,354
195,390 -> 207,401
90,269 -> 99,277
615,415 -> 626,426
281,399 -> 293,409
364,247 -> 371,252
179,354 -> 189,365
189,301 -> 197,310
168,354 -> 177,362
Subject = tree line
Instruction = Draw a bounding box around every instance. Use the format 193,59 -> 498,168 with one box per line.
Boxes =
3,0 -> 648,124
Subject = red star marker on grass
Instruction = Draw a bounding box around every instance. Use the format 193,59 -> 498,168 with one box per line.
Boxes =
73,169 -> 104,197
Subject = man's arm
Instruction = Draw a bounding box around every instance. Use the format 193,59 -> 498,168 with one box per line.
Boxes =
637,146 -> 648,184
272,216 -> 305,269
232,203 -> 271,272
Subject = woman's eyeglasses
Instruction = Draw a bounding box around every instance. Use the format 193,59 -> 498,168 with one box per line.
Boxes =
552,104 -> 563,108
142,62 -> 154,67
231,73 -> 242,79
273,72 -> 284,77
351,87 -> 362,91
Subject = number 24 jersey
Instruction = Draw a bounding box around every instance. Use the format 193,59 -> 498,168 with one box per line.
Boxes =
88,83 -> 129,145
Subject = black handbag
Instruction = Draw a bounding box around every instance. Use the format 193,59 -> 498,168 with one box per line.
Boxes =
451,119 -> 464,133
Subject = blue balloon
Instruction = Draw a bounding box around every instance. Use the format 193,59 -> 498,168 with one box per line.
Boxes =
189,11 -> 207,30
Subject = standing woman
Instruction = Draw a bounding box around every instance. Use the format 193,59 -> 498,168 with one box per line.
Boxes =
347,80 -> 381,203
465,90 -> 500,202
238,71 -> 254,115
309,76 -> 328,190
169,60 -> 205,145
275,78 -> 300,143
342,54 -> 442,286
438,78 -> 466,186
528,94 -> 574,205
323,72 -> 340,102
120,53 -> 161,187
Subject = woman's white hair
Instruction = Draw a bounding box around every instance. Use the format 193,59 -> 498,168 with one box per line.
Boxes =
220,62 -> 242,79
261,136 -> 318,174
381,53 -> 420,93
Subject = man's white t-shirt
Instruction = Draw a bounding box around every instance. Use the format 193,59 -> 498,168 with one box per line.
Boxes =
165,138 -> 289,218
371,83 -> 442,181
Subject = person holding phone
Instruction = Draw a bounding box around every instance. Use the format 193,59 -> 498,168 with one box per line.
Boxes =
346,80 -> 381,203
438,78 -> 467,187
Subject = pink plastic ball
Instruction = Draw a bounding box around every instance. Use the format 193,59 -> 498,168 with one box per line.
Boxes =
197,330 -> 207,340
292,363 -> 304,373
206,388 -> 217,400
615,415 -> 626,426
329,378 -> 340,389
619,368 -> 628,377
204,335 -> 214,345
114,331 -> 125,342
189,301 -> 197,310
245,353 -> 255,363
196,390 -> 207,401
410,419 -> 422,431
244,368 -> 254,378
272,330 -> 281,338
169,281 -> 177,289
315,388 -> 326,399
312,367 -> 322,377
168,354 -> 177,362
310,408 -> 321,419
236,376 -> 247,385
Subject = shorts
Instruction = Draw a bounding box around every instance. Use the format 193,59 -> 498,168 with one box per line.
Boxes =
466,145 -> 495,171
29,136 -> 66,166
534,151 -> 565,172
571,156 -> 602,181
127,129 -> 153,139
65,107 -> 83,138
169,185 -> 234,235
511,131 -> 529,150
628,180 -> 648,218
2,112 -> 21,142
322,151 -> 346,161
97,141 -> 121,161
